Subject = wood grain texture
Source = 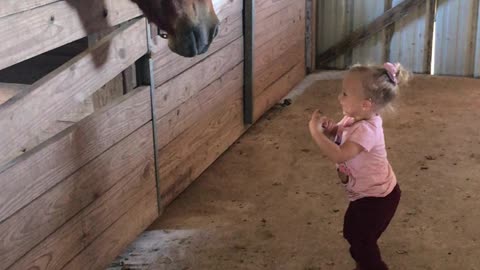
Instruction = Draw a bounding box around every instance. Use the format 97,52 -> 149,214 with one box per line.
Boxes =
316,0 -> 426,67
254,40 -> 304,97
254,10 -> 305,76
0,0 -> 142,70
254,0 -> 305,49
9,145 -> 156,270
0,0 -> 59,18
253,61 -> 306,122
151,0 -> 243,86
0,19 -> 148,168
159,87 -> 246,207
0,86 -> 151,224
156,63 -> 243,150
153,37 -> 243,120
1,124 -> 154,270
62,190 -> 158,270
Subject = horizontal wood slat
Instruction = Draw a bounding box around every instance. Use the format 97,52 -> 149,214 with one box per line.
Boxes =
2,124 -> 154,270
0,85 -> 151,224
253,61 -> 306,122
159,87 -> 246,207
254,11 -> 305,75
0,0 -> 142,70
255,0 -> 305,49
254,40 -> 304,97
153,37 -> 243,120
8,133 -> 156,270
156,63 -> 244,150
0,0 -> 59,19
63,190 -> 158,270
0,18 -> 148,168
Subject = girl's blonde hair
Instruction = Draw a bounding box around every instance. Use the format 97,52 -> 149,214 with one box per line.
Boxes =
349,62 -> 412,111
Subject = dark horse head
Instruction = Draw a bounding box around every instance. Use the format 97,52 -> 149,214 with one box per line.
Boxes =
131,0 -> 219,57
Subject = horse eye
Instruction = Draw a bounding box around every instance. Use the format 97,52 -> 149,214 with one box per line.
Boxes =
158,29 -> 168,39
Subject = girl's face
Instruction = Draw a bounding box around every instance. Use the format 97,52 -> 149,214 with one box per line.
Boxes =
338,72 -> 373,118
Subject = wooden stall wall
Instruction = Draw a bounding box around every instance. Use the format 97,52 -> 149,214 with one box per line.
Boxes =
0,0 -> 308,269
149,0 -> 246,208
253,0 -> 307,121
0,1 -> 158,269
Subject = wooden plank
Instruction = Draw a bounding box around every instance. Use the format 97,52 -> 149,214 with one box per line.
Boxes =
156,63 -> 244,150
159,87 -> 246,207
254,11 -> 305,76
254,40 -> 304,97
254,0 -> 305,50
253,61 -> 306,122
0,0 -> 142,70
153,37 -> 243,120
62,190 -> 158,270
0,0 -> 59,18
1,124 -> 154,270
316,0 -> 426,67
151,0 -> 243,86
9,130 -> 156,270
0,83 -> 28,105
0,85 -> 151,224
0,19 -> 148,168
88,27 -> 126,110
255,0 -> 292,23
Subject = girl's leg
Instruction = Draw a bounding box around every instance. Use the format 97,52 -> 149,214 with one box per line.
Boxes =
343,185 -> 401,270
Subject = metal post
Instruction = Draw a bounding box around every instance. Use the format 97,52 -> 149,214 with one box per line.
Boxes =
142,20 -> 162,215
243,0 -> 254,124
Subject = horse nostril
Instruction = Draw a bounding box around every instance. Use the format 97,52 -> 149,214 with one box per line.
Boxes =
212,24 -> 219,39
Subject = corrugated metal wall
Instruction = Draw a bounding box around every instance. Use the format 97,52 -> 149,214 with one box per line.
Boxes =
316,0 -> 480,77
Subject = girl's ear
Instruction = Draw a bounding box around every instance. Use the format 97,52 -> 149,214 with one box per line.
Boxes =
362,99 -> 374,111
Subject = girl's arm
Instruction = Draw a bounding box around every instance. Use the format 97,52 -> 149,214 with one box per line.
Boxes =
309,111 -> 363,163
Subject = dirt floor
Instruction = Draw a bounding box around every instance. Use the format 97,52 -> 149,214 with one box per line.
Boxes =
109,72 -> 480,270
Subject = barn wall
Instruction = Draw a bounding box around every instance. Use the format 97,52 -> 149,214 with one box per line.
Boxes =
253,0 -> 306,121
316,0 -> 480,76
0,0 -> 307,269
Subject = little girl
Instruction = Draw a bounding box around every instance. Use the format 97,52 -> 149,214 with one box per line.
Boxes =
308,62 -> 411,270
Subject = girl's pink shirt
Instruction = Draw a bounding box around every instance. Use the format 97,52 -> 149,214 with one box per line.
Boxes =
335,115 -> 397,201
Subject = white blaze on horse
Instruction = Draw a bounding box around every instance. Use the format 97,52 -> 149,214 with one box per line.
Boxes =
131,0 -> 220,57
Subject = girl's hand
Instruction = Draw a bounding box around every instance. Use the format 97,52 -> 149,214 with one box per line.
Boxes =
309,110 -> 336,135
309,110 -> 326,136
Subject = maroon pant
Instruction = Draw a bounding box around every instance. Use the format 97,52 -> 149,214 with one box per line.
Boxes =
343,184 -> 401,270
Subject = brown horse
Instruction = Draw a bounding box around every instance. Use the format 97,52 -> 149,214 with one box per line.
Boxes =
130,0 -> 220,57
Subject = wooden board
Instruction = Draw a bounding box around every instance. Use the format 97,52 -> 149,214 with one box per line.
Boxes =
151,0 -> 243,86
0,0 -> 142,70
254,40 -> 304,97
0,0 -> 59,18
254,10 -> 306,76
153,37 -> 243,120
159,87 -> 246,207
254,0 -> 305,49
255,0 -> 293,23
0,86 -> 151,224
253,61 -> 306,122
0,83 -> 28,105
1,123 -> 154,270
8,129 -> 156,270
62,190 -> 158,270
0,19 -> 148,168
156,63 -> 244,150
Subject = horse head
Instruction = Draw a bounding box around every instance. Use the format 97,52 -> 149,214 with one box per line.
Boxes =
131,0 -> 219,57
